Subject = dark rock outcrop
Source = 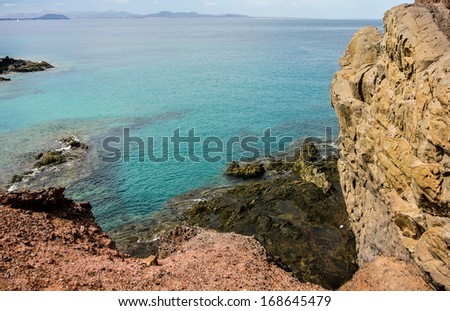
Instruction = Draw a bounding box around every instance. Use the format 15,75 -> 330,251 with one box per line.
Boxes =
34,151 -> 66,168
0,187 -> 78,213
185,154 -> 357,290
225,161 -> 266,179
0,56 -> 53,81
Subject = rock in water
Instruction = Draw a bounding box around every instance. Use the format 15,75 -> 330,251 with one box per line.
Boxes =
186,156 -> 357,290
331,4 -> 450,290
0,56 -> 54,81
225,161 -> 266,179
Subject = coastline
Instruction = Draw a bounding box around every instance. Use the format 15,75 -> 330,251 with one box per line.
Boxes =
2,3 -> 450,291
111,142 -> 358,290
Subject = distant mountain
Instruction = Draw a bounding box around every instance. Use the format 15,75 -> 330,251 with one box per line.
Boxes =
64,10 -> 142,19
32,14 -> 69,20
0,14 -> 69,21
0,10 -> 141,20
145,11 -> 250,18
0,10 -> 249,20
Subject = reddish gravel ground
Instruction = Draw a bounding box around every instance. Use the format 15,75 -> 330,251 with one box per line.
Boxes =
1,188 -> 432,291
0,190 -> 322,291
340,257 -> 432,291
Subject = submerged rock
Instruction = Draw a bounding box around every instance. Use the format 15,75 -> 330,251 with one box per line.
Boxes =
7,134 -> 89,191
34,151 -> 65,167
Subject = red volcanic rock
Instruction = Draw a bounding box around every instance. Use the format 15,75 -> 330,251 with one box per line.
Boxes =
0,188 -> 321,291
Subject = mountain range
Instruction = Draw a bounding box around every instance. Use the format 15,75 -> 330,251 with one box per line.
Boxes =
0,10 -> 249,20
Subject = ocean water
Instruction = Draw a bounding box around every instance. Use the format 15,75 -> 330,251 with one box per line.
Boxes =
0,18 -> 382,230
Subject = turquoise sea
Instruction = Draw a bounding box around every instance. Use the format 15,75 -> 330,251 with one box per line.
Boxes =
0,18 -> 382,231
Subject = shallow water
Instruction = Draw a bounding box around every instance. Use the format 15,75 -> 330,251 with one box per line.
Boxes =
0,18 -> 382,231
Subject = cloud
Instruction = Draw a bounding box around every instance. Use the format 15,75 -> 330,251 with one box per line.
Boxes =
2,3 -> 19,6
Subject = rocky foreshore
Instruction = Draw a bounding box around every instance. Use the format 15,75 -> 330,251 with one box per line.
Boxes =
112,143 -> 355,290
0,188 -> 322,290
0,56 -> 53,81
2,3 -> 447,292
0,186 -> 431,290
6,135 -> 89,192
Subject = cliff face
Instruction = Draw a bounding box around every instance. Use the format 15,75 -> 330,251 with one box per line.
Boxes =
331,4 -> 450,290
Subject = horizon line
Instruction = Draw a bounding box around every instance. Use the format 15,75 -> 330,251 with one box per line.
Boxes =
0,9 -> 385,21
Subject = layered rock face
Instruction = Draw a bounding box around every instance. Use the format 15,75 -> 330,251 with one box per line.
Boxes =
331,4 -> 450,290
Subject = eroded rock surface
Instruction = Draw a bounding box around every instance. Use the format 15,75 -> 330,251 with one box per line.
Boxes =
331,4 -> 450,289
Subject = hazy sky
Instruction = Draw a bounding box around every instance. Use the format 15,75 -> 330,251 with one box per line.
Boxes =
0,0 -> 410,19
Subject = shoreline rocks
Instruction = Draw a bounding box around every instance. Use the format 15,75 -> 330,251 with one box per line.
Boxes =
0,56 -> 54,81
185,152 -> 357,290
112,143 -> 357,290
7,135 -> 89,191
225,161 -> 266,179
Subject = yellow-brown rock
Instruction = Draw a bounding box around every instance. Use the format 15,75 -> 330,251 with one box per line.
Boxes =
331,4 -> 450,290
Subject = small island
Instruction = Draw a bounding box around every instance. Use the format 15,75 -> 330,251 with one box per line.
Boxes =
0,56 -> 54,82
32,14 -> 69,20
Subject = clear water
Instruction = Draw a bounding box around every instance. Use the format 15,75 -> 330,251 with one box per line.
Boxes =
0,18 -> 382,230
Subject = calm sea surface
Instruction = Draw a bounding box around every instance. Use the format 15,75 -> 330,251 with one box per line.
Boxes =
0,18 -> 382,230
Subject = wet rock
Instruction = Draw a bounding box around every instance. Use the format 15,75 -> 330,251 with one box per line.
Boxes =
301,141 -> 320,163
60,135 -> 88,150
34,151 -> 65,168
225,161 -> 266,179
8,135 -> 90,190
266,160 -> 294,172
185,157 -> 357,290
0,56 -> 53,76
10,175 -> 23,183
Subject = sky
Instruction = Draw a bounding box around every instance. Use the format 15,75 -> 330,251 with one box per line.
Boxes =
0,0 -> 410,19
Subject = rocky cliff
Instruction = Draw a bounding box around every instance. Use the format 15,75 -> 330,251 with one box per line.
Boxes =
331,3 -> 450,290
